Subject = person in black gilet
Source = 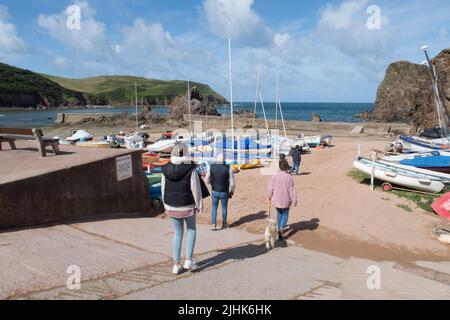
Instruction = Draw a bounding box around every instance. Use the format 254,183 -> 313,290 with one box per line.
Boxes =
161,143 -> 209,275
205,153 -> 236,231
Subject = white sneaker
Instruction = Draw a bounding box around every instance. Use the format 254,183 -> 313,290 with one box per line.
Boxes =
172,263 -> 183,275
183,260 -> 198,272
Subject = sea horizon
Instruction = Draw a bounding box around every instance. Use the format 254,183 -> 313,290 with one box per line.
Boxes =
0,102 -> 374,128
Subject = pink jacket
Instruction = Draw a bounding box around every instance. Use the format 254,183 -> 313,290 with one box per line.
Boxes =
268,171 -> 298,209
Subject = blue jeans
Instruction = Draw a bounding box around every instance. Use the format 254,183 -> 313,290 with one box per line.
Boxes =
291,161 -> 301,175
171,215 -> 196,263
211,191 -> 230,225
277,208 -> 290,231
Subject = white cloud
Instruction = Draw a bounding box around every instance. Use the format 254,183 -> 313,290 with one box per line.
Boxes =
54,56 -> 66,66
316,0 -> 393,81
0,5 -> 27,57
202,0 -> 273,47
37,0 -> 110,56
120,19 -> 175,56
439,28 -> 448,39
274,33 -> 291,47
115,19 -> 219,82
319,0 -> 368,30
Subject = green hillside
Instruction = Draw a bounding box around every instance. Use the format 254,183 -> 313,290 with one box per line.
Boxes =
0,62 -> 226,109
0,63 -> 86,108
42,74 -> 227,106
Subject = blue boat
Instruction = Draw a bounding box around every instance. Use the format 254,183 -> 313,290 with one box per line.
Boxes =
400,156 -> 450,173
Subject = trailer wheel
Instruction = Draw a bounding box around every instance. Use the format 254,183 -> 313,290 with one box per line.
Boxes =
382,183 -> 393,192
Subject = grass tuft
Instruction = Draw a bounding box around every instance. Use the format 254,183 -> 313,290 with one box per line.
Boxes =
396,204 -> 413,212
347,169 -> 439,213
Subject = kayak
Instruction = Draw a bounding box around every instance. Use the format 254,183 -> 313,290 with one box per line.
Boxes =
149,183 -> 162,200
142,160 -> 169,171
142,153 -> 161,165
230,159 -> 261,171
146,173 -> 163,185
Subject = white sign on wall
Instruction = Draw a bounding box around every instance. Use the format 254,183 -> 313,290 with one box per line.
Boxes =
116,155 -> 133,181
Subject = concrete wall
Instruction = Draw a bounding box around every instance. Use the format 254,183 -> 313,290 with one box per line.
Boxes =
0,151 -> 152,230
55,113 -> 116,124
183,115 -> 412,135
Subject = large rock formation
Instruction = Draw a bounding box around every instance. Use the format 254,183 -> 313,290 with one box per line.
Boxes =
369,49 -> 450,131
168,86 -> 222,119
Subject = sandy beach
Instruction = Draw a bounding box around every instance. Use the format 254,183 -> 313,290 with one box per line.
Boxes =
41,124 -> 450,262
197,137 -> 449,262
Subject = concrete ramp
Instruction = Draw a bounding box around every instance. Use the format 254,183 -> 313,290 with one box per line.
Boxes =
350,126 -> 364,134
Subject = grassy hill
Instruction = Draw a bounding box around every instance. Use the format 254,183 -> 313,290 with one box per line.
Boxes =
0,62 -> 226,109
42,74 -> 227,106
0,63 -> 86,108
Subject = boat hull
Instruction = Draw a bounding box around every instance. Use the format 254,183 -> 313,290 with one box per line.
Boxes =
353,158 -> 444,193
378,160 -> 450,182
399,136 -> 450,152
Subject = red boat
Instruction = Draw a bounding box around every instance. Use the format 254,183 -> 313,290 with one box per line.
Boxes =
431,192 -> 450,220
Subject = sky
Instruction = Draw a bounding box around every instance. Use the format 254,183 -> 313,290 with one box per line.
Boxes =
0,0 -> 449,102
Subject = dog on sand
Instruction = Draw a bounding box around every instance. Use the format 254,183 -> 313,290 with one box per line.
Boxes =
265,205 -> 278,250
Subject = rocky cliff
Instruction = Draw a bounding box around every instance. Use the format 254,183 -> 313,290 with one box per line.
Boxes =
369,49 -> 450,131
168,86 -> 223,119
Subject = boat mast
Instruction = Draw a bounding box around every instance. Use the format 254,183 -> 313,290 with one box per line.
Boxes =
259,92 -> 269,135
252,65 -> 260,130
278,100 -> 288,139
275,72 -> 279,130
276,72 -> 287,139
421,45 -> 448,139
187,81 -> 192,136
228,37 -> 235,152
135,81 -> 139,133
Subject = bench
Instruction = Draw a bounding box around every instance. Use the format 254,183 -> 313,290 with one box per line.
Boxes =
0,128 -> 61,157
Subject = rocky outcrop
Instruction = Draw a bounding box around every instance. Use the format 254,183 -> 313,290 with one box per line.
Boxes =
168,86 -> 222,119
369,49 -> 450,131
312,114 -> 322,123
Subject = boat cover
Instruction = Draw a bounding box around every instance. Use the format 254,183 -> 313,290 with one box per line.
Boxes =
400,156 -> 450,168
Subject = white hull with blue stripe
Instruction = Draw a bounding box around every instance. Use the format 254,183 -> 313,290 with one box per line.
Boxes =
353,157 -> 445,193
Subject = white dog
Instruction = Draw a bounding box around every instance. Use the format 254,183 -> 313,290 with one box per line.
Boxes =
264,217 -> 278,250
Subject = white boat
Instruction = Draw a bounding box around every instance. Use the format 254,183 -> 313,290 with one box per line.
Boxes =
66,130 -> 93,142
147,139 -> 177,153
298,134 -> 321,147
321,135 -> 333,146
399,135 -> 450,152
353,157 -> 445,193
124,133 -> 145,150
265,136 -> 310,155
378,159 -> 450,183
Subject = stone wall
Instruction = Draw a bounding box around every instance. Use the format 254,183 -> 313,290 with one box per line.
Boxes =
0,151 -> 151,230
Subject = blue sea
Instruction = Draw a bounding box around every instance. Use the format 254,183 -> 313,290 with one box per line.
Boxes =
0,103 -> 373,128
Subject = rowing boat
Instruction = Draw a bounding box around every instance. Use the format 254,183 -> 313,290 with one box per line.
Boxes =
353,157 -> 445,193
